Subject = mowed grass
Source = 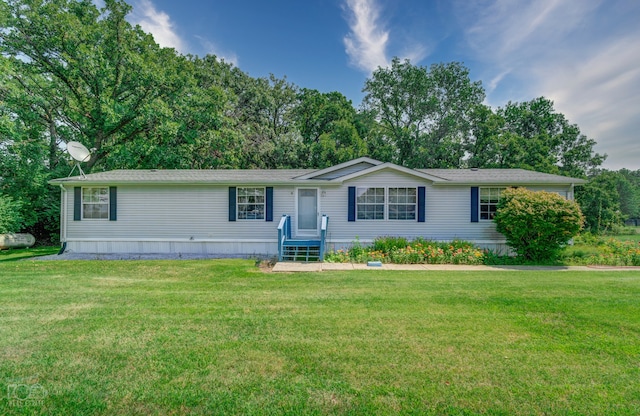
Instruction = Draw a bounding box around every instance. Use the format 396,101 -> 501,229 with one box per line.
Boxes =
1,260 -> 639,415
0,247 -> 59,262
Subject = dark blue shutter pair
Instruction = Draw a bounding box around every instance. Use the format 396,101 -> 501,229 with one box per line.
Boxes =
73,187 -> 117,221
348,186 -> 426,222
229,187 -> 273,222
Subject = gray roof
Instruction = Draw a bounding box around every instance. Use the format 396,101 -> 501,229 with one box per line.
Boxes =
417,168 -> 586,185
50,159 -> 586,186
50,169 -> 316,185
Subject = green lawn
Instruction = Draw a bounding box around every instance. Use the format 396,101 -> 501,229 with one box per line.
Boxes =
0,247 -> 58,262
1,260 -> 639,415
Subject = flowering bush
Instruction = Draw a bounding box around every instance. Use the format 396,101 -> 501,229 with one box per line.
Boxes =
494,188 -> 584,261
324,237 -> 485,265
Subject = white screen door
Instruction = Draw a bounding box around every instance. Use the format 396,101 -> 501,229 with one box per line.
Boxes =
297,188 -> 318,235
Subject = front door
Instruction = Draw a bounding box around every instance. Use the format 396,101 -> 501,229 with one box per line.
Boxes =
297,188 -> 318,236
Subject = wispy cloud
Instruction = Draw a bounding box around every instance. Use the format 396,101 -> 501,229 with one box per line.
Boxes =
342,0 -> 428,73
129,0 -> 186,52
535,36 -> 640,168
194,35 -> 239,67
343,0 -> 390,72
460,0 -> 599,96
455,0 -> 640,169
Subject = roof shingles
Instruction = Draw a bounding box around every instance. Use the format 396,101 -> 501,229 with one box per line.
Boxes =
50,165 -> 585,185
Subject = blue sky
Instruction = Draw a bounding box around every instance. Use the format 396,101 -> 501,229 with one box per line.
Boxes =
116,0 -> 639,170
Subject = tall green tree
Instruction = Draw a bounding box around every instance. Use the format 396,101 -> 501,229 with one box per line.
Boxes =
617,169 -> 640,219
576,171 -> 623,233
1,0 -> 185,170
0,0 -> 198,241
294,89 -> 366,167
493,98 -> 604,177
362,58 -> 485,168
105,55 -> 243,170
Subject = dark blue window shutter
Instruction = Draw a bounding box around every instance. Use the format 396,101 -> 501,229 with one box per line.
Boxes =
348,186 -> 356,222
265,187 -> 273,222
109,187 -> 117,221
471,187 -> 479,222
228,187 -> 236,221
74,187 -> 82,221
417,186 -> 426,222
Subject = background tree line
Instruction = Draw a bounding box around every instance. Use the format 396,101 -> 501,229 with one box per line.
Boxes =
0,0 -> 637,242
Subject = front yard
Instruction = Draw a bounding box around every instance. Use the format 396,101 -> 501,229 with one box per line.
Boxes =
1,259 -> 639,415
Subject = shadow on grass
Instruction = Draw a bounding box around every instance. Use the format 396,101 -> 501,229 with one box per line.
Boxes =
0,246 -> 59,262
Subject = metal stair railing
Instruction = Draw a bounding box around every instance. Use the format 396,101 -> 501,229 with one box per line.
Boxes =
277,214 -> 291,262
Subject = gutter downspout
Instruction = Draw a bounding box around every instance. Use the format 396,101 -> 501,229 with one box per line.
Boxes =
58,184 -> 67,255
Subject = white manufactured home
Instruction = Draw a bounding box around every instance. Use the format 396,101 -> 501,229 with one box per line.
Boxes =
49,157 -> 585,260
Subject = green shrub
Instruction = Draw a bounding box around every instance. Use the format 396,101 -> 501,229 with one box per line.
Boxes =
324,249 -> 350,263
0,194 -> 24,233
371,236 -> 409,252
494,188 -> 584,261
569,239 -> 640,266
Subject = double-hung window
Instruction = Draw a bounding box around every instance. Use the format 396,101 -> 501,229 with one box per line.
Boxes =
82,187 -> 109,219
479,187 -> 505,220
237,187 -> 265,220
356,187 -> 385,220
356,187 -> 417,220
388,187 -> 417,220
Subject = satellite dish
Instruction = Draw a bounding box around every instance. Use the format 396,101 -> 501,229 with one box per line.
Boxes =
67,141 -> 91,163
67,141 -> 92,178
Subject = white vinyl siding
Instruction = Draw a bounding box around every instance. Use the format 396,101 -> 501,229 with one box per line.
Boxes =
65,185 -> 292,242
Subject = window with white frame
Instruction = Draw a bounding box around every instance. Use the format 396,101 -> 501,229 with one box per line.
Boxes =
479,187 -> 505,220
356,187 -> 417,220
356,187 -> 385,220
388,187 -> 417,220
237,187 -> 265,220
82,187 -> 109,219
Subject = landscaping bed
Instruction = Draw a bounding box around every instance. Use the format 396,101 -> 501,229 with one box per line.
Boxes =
325,233 -> 640,266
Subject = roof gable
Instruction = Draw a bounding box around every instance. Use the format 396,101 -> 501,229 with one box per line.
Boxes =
332,162 -> 447,183
293,157 -> 383,180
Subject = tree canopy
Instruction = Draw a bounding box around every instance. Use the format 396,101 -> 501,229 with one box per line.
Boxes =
0,0 -> 618,242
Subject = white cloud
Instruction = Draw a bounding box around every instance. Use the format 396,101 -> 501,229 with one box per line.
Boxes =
342,0 -> 429,73
343,0 -> 390,72
129,0 -> 186,52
